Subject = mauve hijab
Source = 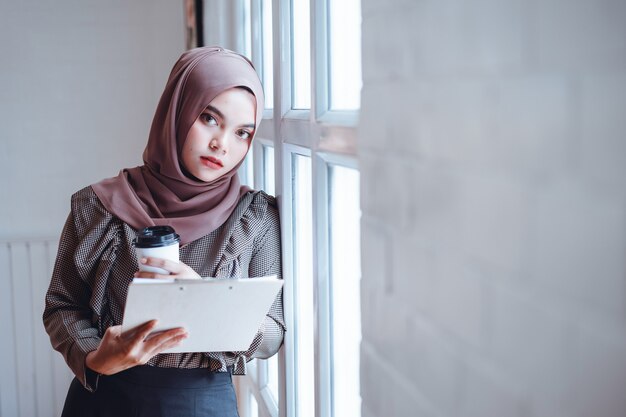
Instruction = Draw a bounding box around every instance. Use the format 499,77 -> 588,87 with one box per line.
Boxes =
91,47 -> 265,245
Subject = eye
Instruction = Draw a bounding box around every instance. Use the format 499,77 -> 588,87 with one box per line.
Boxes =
237,129 -> 252,140
200,113 -> 218,126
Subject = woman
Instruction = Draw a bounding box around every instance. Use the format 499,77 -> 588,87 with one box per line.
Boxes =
43,46 -> 283,417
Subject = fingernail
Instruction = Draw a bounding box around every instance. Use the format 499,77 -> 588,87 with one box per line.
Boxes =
141,258 -> 147,264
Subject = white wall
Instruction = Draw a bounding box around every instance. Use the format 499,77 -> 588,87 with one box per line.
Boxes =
0,0 -> 185,240
0,1 -> 184,416
359,1 -> 626,417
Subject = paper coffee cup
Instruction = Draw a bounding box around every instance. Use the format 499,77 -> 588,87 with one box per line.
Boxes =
133,226 -> 180,275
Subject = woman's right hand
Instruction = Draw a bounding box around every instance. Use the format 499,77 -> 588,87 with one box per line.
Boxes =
85,320 -> 187,375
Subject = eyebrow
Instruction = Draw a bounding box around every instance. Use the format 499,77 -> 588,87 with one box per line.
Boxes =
205,104 -> 255,129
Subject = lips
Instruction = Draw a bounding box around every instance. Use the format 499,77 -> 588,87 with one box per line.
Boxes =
200,156 -> 224,169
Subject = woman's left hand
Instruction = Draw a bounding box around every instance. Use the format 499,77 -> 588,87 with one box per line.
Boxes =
134,257 -> 201,280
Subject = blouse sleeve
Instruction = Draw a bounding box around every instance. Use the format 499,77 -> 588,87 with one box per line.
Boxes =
43,210 -> 102,391
43,187 -> 122,392
245,198 -> 285,360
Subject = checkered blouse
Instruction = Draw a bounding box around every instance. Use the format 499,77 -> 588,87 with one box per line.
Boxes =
43,186 -> 284,392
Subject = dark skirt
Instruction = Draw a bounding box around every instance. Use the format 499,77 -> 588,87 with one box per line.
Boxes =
61,366 -> 239,417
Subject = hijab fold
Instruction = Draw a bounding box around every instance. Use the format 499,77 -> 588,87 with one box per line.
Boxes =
91,47 -> 264,245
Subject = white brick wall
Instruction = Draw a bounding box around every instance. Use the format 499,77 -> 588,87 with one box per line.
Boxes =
0,0 -> 184,240
359,1 -> 626,416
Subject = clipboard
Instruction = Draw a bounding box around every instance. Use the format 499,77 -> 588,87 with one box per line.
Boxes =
122,275 -> 283,353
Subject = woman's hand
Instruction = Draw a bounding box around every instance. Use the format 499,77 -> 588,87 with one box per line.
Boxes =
134,257 -> 202,280
85,320 -> 187,375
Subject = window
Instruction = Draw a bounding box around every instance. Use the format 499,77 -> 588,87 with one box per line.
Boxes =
291,0 -> 311,109
243,0 -> 252,59
329,165 -> 361,416
263,146 -> 275,195
241,148 -> 254,188
261,0 -> 274,110
262,147 -> 279,402
328,0 -> 361,110
292,154 -> 314,417
203,1 -> 362,416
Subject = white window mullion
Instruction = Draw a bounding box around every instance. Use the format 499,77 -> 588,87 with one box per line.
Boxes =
312,0 -> 329,121
266,1 -> 296,415
312,149 -> 332,417
272,3 -> 291,415
275,144 -> 296,417
288,146 -> 315,417
317,124 -> 358,155
281,118 -> 314,148
250,0 -> 263,68
256,119 -> 276,143
311,3 -> 328,408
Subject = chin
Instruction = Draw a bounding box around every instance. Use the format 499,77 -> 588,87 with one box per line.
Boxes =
201,171 -> 225,182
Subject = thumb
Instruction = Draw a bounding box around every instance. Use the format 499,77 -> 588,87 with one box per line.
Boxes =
105,325 -> 123,338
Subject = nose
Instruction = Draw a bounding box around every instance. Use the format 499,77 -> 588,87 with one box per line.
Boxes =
209,135 -> 227,154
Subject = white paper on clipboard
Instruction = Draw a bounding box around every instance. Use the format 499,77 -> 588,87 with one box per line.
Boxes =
122,275 -> 283,353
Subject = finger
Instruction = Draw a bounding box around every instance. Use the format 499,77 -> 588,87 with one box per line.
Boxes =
135,260 -> 199,280
152,333 -> 188,354
142,326 -> 185,342
142,328 -> 188,353
141,257 -> 180,273
133,270 -> 172,279
135,332 -> 188,365
123,319 -> 158,343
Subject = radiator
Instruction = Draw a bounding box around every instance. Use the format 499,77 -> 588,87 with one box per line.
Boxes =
0,239 -> 72,417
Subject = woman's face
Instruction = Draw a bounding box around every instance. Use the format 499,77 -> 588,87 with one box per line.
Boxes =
181,88 -> 256,182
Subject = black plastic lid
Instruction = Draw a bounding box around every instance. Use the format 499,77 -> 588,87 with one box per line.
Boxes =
133,226 -> 180,248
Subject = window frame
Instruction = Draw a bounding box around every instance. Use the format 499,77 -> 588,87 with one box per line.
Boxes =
203,1 -> 361,416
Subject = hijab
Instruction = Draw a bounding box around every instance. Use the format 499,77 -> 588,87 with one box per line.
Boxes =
91,47 -> 264,245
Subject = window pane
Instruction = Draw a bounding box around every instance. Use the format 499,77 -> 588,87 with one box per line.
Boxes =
291,0 -> 311,109
329,166 -> 361,416
293,154 -> 314,417
262,0 -> 274,109
263,146 -> 275,195
267,353 -> 279,402
328,0 -> 361,110
240,151 -> 254,187
250,393 -> 259,417
243,0 -> 252,59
